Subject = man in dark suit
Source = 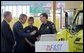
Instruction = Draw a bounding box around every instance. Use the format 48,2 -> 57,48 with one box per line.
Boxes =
1,11 -> 15,52
13,14 -> 36,52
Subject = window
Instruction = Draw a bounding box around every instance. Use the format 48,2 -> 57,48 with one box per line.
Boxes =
68,11 -> 74,25
12,6 -> 16,17
1,5 -> 30,18
5,6 -> 9,11
26,6 -> 30,16
9,6 -> 13,13
75,11 -> 83,25
22,6 -> 26,14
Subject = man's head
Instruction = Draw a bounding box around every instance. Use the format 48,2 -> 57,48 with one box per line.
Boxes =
19,14 -> 27,24
40,13 -> 48,23
28,17 -> 34,25
4,11 -> 12,23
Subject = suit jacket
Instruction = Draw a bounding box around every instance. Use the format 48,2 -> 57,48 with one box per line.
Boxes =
13,21 -> 30,52
1,20 -> 15,52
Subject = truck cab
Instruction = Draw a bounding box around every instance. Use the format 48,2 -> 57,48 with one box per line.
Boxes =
56,9 -> 83,52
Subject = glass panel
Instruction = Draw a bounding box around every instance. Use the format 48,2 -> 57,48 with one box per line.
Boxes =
22,6 -> 26,14
12,6 -> 16,18
5,6 -> 9,11
27,6 -> 30,16
9,6 -> 13,13
75,12 -> 83,25
16,6 -> 22,18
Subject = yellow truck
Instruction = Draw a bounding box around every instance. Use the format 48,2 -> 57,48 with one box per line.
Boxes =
56,3 -> 83,52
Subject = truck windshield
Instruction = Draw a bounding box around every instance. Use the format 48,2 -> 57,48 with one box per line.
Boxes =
73,10 -> 83,26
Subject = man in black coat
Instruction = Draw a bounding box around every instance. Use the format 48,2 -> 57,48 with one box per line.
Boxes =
24,17 -> 39,52
1,11 -> 15,52
13,14 -> 36,52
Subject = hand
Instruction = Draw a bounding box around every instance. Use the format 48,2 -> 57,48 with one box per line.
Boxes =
30,30 -> 36,35
30,43 -> 35,47
36,35 -> 41,41
13,41 -> 16,48
25,38 -> 35,47
31,44 -> 35,47
12,41 -> 16,52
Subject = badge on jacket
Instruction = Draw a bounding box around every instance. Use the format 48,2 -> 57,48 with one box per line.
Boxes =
47,26 -> 49,29
52,24 -> 55,29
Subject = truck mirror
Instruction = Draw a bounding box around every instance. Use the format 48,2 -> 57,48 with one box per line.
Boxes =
65,12 -> 69,28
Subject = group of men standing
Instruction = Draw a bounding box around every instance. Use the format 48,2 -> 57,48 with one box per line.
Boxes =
1,11 -> 57,52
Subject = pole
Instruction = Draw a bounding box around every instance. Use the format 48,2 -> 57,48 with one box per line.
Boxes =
52,1 -> 56,24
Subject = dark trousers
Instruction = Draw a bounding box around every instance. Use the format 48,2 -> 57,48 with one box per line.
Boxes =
26,45 -> 35,52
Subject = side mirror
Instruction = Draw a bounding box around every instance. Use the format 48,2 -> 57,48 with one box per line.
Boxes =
69,25 -> 76,35
65,12 -> 68,28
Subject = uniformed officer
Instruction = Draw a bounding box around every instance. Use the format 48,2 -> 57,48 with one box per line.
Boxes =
1,11 -> 15,52
13,14 -> 36,52
39,13 -> 57,35
24,17 -> 39,52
